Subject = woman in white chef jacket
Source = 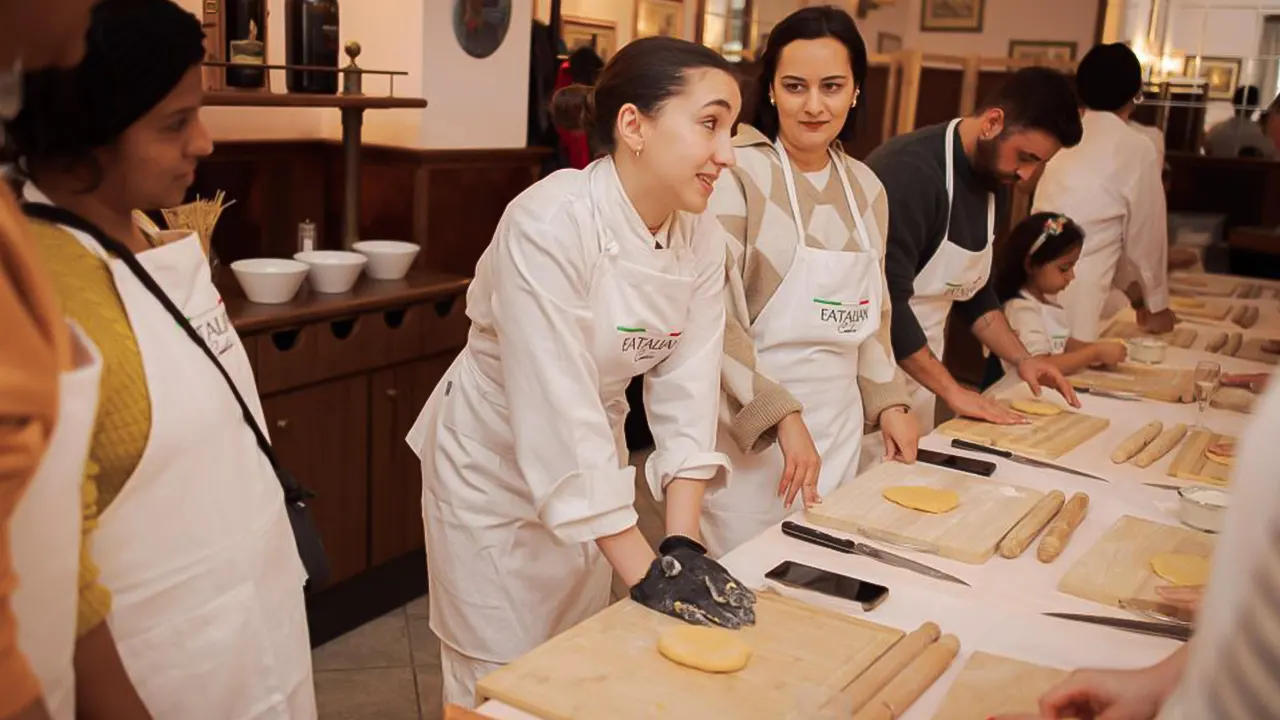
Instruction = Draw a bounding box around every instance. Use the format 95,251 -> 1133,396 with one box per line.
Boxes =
407,37 -> 756,707
700,6 -> 918,556
5,1 -> 315,717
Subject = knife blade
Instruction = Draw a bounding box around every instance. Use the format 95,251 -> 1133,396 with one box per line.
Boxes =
1076,386 -> 1143,401
1120,598 -> 1195,626
1044,612 -> 1191,641
779,521 -> 970,587
1143,482 -> 1187,491
950,439 -> 1110,483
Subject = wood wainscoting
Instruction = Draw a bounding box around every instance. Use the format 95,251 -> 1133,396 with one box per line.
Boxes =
191,141 -> 550,278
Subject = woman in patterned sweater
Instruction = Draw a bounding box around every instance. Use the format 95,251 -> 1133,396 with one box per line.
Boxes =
700,6 -> 918,556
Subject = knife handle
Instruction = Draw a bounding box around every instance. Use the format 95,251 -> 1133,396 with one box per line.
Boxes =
951,438 -> 1012,459
780,521 -> 855,554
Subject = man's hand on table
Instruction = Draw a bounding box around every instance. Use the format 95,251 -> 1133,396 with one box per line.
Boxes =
1137,307 -> 1177,335
1222,372 -> 1271,394
944,386 -> 1027,425
1015,356 -> 1081,409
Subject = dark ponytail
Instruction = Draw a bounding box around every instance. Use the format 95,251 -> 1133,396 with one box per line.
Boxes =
994,212 -> 1085,303
550,36 -> 735,156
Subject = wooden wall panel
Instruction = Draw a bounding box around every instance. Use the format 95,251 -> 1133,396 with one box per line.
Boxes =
1167,152 -> 1280,229
847,64 -> 894,160
915,66 -> 964,130
189,141 -> 547,278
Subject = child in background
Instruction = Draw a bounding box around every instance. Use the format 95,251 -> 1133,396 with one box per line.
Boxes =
995,212 -> 1127,377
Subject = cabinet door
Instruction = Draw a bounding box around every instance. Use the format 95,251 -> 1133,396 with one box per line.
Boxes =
369,356 -> 452,565
262,376 -> 370,584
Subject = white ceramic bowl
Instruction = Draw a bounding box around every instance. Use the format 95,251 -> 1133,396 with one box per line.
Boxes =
352,240 -> 420,280
1126,337 -> 1167,364
230,258 -> 309,304
1178,486 -> 1229,533
294,250 -> 368,294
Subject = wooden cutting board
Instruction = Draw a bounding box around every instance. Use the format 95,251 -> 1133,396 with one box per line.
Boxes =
1237,337 -> 1280,365
936,405 -> 1110,460
805,461 -> 1044,564
1058,515 -> 1216,609
1169,299 -> 1233,320
932,652 -> 1069,720
1102,321 -> 1197,348
1212,387 -> 1257,414
1169,275 -> 1238,298
1167,429 -> 1234,485
1069,364 -> 1194,403
475,593 -> 903,720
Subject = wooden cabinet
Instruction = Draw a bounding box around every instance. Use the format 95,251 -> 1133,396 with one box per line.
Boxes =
263,376 -> 371,584
369,357 -> 452,564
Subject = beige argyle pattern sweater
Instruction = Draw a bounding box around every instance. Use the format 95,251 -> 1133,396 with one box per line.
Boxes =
713,125 -> 909,453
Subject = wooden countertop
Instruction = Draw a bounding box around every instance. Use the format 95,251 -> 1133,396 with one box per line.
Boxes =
203,91 -> 427,110
223,268 -> 470,334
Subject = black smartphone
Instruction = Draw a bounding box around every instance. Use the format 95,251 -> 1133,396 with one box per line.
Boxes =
764,561 -> 889,611
917,448 -> 996,477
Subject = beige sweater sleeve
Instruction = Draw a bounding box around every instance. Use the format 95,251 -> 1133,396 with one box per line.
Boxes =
713,172 -> 803,454
852,160 -> 911,425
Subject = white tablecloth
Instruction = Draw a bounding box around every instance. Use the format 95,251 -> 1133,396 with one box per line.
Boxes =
476,272 -> 1273,719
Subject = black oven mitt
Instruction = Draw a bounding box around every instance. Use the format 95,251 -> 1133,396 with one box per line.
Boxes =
630,535 -> 757,629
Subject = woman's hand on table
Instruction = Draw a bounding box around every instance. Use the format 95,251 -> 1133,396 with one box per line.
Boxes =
879,406 -> 919,463
988,667 -> 1166,720
1015,356 -> 1081,408
630,535 -> 757,629
1154,584 -> 1204,616
776,411 -> 821,509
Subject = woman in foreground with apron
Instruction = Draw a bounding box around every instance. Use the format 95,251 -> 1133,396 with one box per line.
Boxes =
5,1 -> 315,716
406,37 -> 755,708
701,6 -> 918,557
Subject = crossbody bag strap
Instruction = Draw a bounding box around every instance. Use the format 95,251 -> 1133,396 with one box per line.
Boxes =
21,202 -> 310,503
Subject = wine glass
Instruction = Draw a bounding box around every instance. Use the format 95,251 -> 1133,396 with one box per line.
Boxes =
1193,361 -> 1221,431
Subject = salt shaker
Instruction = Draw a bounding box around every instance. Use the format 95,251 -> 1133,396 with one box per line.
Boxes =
298,219 -> 316,253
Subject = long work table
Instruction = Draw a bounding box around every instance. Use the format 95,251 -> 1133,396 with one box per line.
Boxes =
474,270 -> 1277,719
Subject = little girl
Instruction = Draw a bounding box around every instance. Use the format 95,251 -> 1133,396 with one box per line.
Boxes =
994,212 -> 1127,376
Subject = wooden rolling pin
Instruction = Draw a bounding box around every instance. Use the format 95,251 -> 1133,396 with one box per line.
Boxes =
850,634 -> 961,720
1204,331 -> 1227,354
1133,423 -> 1188,468
998,490 -> 1066,559
1111,421 -> 1163,464
846,622 -> 941,714
1222,332 -> 1243,357
1037,492 -> 1090,563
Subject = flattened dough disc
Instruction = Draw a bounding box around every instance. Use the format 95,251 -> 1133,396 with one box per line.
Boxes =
1010,399 -> 1063,416
1150,553 -> 1211,586
657,626 -> 752,673
882,486 -> 960,514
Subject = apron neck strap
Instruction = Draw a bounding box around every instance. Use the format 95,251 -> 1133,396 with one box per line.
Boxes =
774,138 -> 873,253
943,117 -> 996,251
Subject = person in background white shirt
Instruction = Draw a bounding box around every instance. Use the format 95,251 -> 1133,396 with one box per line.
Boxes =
994,212 -> 1127,378
405,37 -> 755,709
1034,43 -> 1176,341
1203,85 -> 1278,159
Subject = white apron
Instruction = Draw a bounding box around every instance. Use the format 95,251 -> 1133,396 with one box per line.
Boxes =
56,222 -> 314,719
1057,251 -> 1119,342
904,118 -> 995,433
1000,291 -> 1069,375
701,143 -> 882,558
10,325 -> 102,720
407,168 -> 698,705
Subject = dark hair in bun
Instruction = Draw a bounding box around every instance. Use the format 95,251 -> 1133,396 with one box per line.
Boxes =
551,36 -> 735,155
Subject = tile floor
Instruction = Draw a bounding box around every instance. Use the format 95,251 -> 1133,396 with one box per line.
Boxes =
312,594 -> 442,720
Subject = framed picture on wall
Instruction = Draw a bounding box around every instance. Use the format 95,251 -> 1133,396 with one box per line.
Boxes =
920,0 -> 983,32
563,16 -> 618,60
635,0 -> 685,40
1008,40 -> 1078,63
877,32 -> 903,53
1184,56 -> 1242,100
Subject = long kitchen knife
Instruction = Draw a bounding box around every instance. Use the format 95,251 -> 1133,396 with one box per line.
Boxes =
1075,386 -> 1143,401
1043,612 -> 1191,641
950,439 -> 1109,483
779,521 -> 971,587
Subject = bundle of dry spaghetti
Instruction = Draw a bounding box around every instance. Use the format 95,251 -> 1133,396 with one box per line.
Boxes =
160,190 -> 235,255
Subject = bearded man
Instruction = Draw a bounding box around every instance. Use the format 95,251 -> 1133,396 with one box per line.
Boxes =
866,67 -> 1083,432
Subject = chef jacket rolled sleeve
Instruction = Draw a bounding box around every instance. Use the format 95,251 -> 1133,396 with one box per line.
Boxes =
491,210 -> 638,545
643,217 -> 732,502
872,156 -> 947,360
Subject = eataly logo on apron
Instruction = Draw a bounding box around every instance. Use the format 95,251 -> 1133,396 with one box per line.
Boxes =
812,297 -> 871,334
943,273 -> 987,300
617,326 -> 682,363
188,298 -> 237,358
